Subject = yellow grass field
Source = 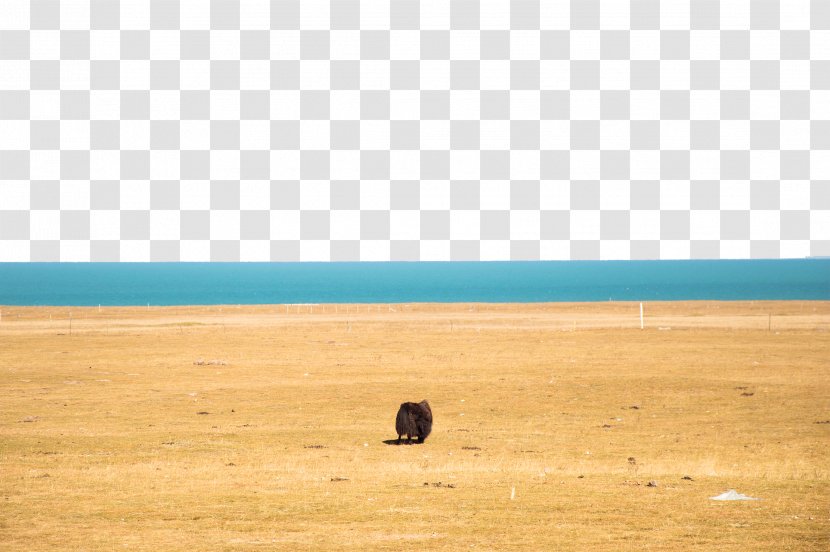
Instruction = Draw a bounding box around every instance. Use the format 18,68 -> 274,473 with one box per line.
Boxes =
1,301 -> 828,551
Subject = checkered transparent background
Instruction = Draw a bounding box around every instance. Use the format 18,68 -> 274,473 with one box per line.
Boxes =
0,0 -> 828,261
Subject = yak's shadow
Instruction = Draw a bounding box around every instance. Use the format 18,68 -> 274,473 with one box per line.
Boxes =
382,439 -> 424,446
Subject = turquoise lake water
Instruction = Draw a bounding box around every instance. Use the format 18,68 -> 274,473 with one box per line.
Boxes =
0,260 -> 827,306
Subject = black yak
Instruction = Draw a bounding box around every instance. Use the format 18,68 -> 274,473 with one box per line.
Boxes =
395,400 -> 432,444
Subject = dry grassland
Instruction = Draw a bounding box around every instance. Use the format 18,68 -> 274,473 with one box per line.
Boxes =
1,301 -> 828,551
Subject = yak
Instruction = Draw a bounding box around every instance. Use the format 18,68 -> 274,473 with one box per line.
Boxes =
395,400 -> 433,444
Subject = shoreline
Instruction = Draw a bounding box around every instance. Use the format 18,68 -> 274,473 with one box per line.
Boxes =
2,300 -> 828,335
2,298 -> 830,308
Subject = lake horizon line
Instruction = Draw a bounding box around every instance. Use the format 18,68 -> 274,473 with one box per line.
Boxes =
1,259 -> 828,306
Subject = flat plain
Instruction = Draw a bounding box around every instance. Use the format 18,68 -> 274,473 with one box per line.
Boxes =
1,301 -> 828,551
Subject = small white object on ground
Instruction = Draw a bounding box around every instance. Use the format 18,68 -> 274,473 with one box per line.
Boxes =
709,489 -> 760,501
